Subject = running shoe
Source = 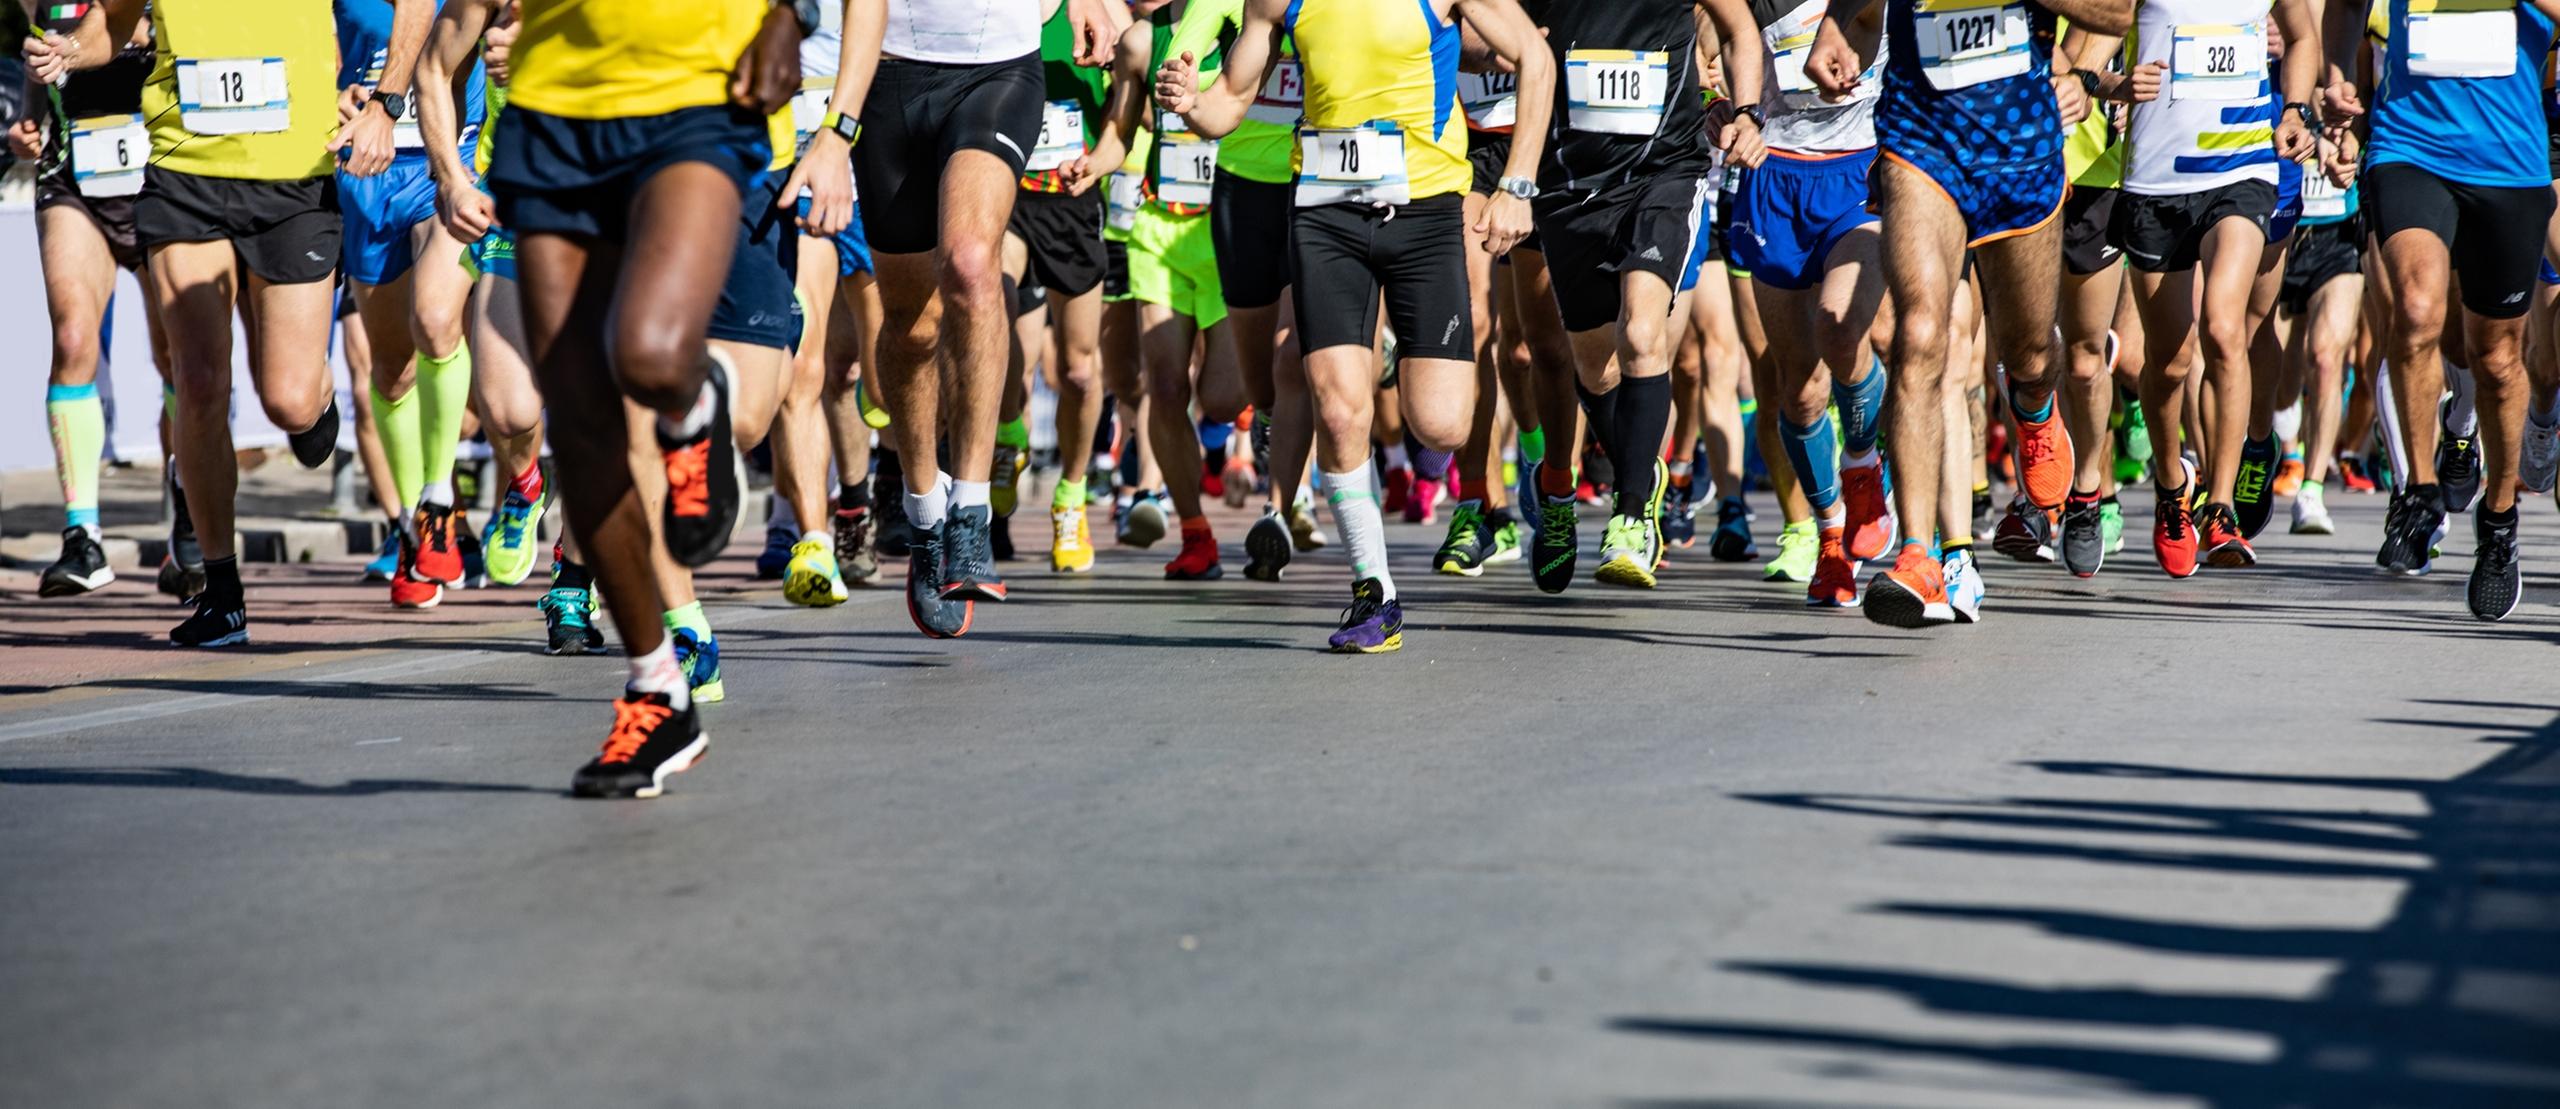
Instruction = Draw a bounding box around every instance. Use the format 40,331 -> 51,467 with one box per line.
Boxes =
1992,497 -> 2056,563
1489,517 -> 1524,564
2232,435 -> 2278,540
656,361 -> 740,567
411,502 -> 465,585
2272,452 -> 2304,498
391,531 -> 443,609
1662,481 -> 1698,548
1806,527 -> 1858,608
361,531 -> 400,582
874,472 -> 913,558
990,511 -> 1015,562
1971,487 -> 1999,539
907,521 -> 974,638
570,689 -> 706,800
2376,483 -> 2446,576
1245,511 -> 1292,581
158,556 -> 206,603
755,525 -> 798,580
1594,514 -> 1660,588
1119,492 -> 1167,548
483,489 -> 545,586
992,442 -> 1027,518
1326,578 -> 1403,654
1840,458 -> 1896,561
2336,454 -> 2379,493
2154,484 -> 2199,579
1220,455 -> 1257,509
457,524 -> 489,589
2099,498 -> 2125,554
2524,415 -> 2560,494
1051,505 -> 1095,573
1287,500 -> 1330,550
1711,496 -> 1757,562
835,505 -> 882,585
39,527 -> 114,597
941,504 -> 1008,601
2290,483 -> 2335,535
2117,396 -> 2153,467
1165,525 -> 1223,580
1436,501 -> 1495,576
784,537 -> 849,606
2013,395 -> 2074,509
287,397 -> 339,469
1533,493 -> 1580,594
540,586 -> 606,655
170,593 -> 249,648
1406,474 -> 1445,525
854,378 -> 892,429
2437,421 -> 2482,515
1515,460 -> 1543,549
672,624 -> 724,703
2199,503 -> 2255,568
2059,495 -> 2105,579
1943,547 -> 1984,624
1381,467 -> 1413,516
1763,518 -> 1816,582
1864,545 -> 1953,628
2468,509 -> 2522,622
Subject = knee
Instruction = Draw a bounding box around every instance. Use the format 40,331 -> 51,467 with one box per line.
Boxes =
611,317 -> 708,409
1059,345 -> 1100,393
1893,313 -> 1946,367
1143,361 -> 1193,414
2392,293 -> 2447,349
49,320 -> 101,383
2065,335 -> 2110,385
940,241 -> 1005,314
880,307 -> 939,369
2201,318 -> 2251,373
1197,375 -> 1247,425
413,300 -> 467,356
1623,314 -> 1669,372
260,385 -> 329,433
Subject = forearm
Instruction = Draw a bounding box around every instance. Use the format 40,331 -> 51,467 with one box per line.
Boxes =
377,0 -> 436,95
2039,0 -> 2130,36
1499,51 -> 1554,181
830,0 -> 884,123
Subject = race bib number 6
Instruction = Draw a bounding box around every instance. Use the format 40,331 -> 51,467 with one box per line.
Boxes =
176,57 -> 291,135
1913,0 -> 2030,91
1565,50 -> 1671,135
69,114 -> 146,198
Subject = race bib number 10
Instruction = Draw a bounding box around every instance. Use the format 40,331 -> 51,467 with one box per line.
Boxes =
176,57 -> 291,135
1565,49 -> 1671,134
1294,121 -> 1409,207
1913,0 -> 2031,91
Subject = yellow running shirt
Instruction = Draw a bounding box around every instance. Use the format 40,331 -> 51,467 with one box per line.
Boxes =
143,0 -> 337,180
1284,0 -> 1469,201
511,0 -> 766,120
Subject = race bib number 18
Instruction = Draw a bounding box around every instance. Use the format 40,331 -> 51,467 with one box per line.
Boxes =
1565,49 -> 1671,134
1912,0 -> 2030,90
176,57 -> 291,135
69,114 -> 145,198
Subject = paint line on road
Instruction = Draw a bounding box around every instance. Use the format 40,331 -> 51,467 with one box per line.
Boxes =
0,651 -> 497,744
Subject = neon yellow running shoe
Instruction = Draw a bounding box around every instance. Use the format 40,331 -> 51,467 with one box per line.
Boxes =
1764,518 -> 1818,582
783,537 -> 849,607
481,488 -> 546,586
856,379 -> 892,430
1593,514 -> 1660,588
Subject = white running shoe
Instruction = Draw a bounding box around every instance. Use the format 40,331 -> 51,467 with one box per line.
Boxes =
2290,482 -> 2335,535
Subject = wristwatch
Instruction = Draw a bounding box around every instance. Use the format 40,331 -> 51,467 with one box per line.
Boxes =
2286,101 -> 2316,130
823,109 -> 860,147
1496,174 -> 1537,200
2074,69 -> 2101,98
790,0 -> 824,36
1735,102 -> 1765,129
366,88 -> 408,121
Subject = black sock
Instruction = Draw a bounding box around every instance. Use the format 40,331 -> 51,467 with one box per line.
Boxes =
838,482 -> 873,513
877,448 -> 904,481
1487,505 -> 1515,527
2483,504 -> 2520,528
203,554 -> 242,606
554,557 -> 593,593
1610,375 -> 1672,516
1576,379 -> 1622,493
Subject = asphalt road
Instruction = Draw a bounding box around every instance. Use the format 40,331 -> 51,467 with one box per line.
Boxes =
3,489 -> 2556,1109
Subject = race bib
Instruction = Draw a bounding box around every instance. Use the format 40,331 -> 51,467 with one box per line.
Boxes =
1458,71 -> 1518,130
1245,60 -> 1305,126
1565,49 -> 1671,134
1106,171 -> 1141,231
2299,168 -> 2347,218
2406,0 -> 2517,79
790,75 -> 833,137
2170,23 -> 2266,100
1155,110 -> 1218,206
68,113 -> 145,198
176,57 -> 290,135
1294,121 -> 1409,207
1912,0 -> 2031,90
1027,100 -> 1085,172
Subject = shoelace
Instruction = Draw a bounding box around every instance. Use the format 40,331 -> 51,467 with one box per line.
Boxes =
1540,499 -> 1576,540
1053,510 -> 1081,550
2444,440 -> 2477,482
949,517 -> 991,579
2481,526 -> 2518,575
919,530 -> 951,588
601,697 -> 674,764
2158,498 -> 2190,541
1337,590 -> 1383,629
540,588 -> 587,624
664,441 -> 711,518
422,511 -> 452,555
2235,459 -> 2269,502
497,502 -> 532,545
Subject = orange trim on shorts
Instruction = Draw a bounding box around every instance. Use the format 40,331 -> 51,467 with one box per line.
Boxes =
1877,149 -> 2066,248
1763,147 -> 1867,165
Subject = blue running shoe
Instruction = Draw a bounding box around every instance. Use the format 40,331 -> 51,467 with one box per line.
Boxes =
672,625 -> 724,703
362,531 -> 400,582
754,524 -> 798,580
539,586 -> 605,656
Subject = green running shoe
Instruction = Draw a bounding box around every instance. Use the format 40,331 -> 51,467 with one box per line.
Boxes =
1764,518 -> 1818,582
1486,517 -> 1524,565
2099,498 -> 2125,554
1593,514 -> 1659,589
1435,500 -> 1494,577
481,488 -> 546,586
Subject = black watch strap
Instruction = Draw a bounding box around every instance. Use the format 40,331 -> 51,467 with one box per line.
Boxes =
2075,69 -> 2101,97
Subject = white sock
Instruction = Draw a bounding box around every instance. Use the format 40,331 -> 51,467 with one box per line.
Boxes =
951,479 -> 992,509
419,481 -> 452,508
2443,362 -> 2478,437
656,377 -> 717,442
2378,364 -> 2411,481
1383,443 -> 1410,471
906,472 -> 951,531
2271,401 -> 2301,445
627,638 -> 690,709
1843,449 -> 1880,471
1324,463 -> 1395,600
1817,505 -> 1847,530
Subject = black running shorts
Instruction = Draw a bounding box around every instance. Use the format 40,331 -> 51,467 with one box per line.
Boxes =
1291,193 -> 1471,362
36,175 -> 146,272
1532,172 -> 1712,333
2061,185 -> 2120,277
2364,163 -> 2555,320
135,168 -> 339,285
854,53 -> 1044,257
2277,216 -> 2363,317
2110,179 -> 2275,274
1211,173 -> 1292,310
1007,188 -> 1106,297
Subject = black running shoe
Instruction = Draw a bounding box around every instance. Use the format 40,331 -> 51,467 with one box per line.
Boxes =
170,595 -> 248,648
1971,488 -> 1998,538
571,689 -> 707,799
2059,496 -> 2105,579
906,521 -> 973,638
157,557 -> 206,603
833,506 -> 881,585
990,510 -> 1016,562
2232,434 -> 2278,539
1709,496 -> 1756,561
940,504 -> 1008,601
655,360 -> 739,568
1532,492 -> 1579,594
1434,500 -> 1494,576
1661,482 -> 1697,548
288,396 -> 339,469
1244,511 -> 1293,582
2376,482 -> 2444,576
875,473 -> 914,558
2468,508 -> 2522,621
2438,409 -> 2482,514
40,527 -> 114,597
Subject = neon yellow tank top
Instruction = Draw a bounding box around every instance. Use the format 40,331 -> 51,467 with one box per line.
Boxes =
1284,0 -> 1469,200
512,0 -> 765,120
143,0 -> 337,180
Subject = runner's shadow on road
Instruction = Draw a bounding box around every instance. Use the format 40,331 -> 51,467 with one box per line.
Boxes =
1609,703 -> 2560,1107
69,676 -> 568,702
0,766 -> 552,797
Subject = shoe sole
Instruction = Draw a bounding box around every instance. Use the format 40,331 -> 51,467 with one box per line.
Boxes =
1166,565 -> 1226,581
393,591 -> 443,610
1862,577 -> 1952,628
908,593 -> 975,639
1804,592 -> 1861,609
1593,556 -> 1656,589
941,581 -> 1010,602
39,567 -> 114,597
692,680 -> 725,704
1992,532 -> 2052,563
1246,519 -> 1293,582
545,639 -> 607,656
786,575 -> 849,606
575,734 -> 709,800
1051,557 -> 1095,573
2291,521 -> 2334,535
171,630 -> 249,648
1436,559 -> 1486,577
1329,632 -> 1403,654
1121,511 -> 1167,549
2205,543 -> 2257,569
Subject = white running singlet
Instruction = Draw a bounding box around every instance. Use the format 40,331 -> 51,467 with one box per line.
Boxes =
885,0 -> 1042,64
2123,0 -> 2278,195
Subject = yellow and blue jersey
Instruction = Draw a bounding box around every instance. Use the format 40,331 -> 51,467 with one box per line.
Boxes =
1282,0 -> 1470,201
